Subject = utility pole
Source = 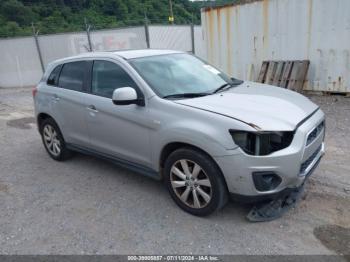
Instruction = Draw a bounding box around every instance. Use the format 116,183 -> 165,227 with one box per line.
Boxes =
31,23 -> 45,73
144,9 -> 150,48
84,18 -> 93,52
190,12 -> 195,54
169,0 -> 174,25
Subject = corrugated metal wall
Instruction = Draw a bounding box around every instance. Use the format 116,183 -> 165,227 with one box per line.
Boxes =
91,26 -> 148,52
194,26 -> 207,60
0,37 -> 43,89
0,25 -> 206,88
149,25 -> 191,51
38,27 -> 149,67
201,0 -> 350,93
38,31 -> 89,67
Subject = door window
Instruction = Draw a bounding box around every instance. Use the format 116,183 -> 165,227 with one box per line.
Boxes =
92,60 -> 138,98
47,65 -> 62,86
58,61 -> 86,92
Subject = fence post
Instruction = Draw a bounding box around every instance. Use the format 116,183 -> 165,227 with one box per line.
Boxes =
144,20 -> 150,48
84,18 -> 93,52
31,23 -> 45,73
190,23 -> 195,54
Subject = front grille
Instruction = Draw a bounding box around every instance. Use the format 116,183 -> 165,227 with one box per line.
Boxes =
306,121 -> 324,146
300,145 -> 322,174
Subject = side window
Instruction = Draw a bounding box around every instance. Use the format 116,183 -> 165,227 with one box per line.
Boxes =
58,61 -> 86,92
92,60 -> 138,98
47,65 -> 61,86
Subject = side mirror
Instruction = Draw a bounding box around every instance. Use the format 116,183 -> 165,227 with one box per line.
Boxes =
112,87 -> 144,106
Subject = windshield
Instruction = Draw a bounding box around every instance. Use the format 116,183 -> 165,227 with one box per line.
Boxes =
129,53 -> 236,98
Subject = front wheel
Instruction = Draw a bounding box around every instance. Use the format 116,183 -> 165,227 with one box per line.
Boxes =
164,148 -> 228,216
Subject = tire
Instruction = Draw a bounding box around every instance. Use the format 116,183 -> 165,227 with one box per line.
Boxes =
164,147 -> 228,216
39,118 -> 72,161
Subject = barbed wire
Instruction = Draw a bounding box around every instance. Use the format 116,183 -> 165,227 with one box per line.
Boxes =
0,17 -> 199,39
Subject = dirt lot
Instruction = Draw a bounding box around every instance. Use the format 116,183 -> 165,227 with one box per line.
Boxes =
0,87 -> 349,255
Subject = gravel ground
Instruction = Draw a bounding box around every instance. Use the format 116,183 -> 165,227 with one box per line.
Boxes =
0,87 -> 349,255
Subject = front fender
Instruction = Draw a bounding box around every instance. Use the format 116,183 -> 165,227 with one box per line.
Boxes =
150,122 -> 238,171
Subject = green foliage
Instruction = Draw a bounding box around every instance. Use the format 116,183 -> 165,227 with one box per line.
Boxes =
0,0 -> 238,37
2,0 -> 37,26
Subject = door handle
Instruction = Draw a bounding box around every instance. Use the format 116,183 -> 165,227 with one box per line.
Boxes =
52,94 -> 60,102
87,105 -> 98,112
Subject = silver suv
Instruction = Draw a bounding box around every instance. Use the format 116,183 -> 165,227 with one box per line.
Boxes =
33,49 -> 325,216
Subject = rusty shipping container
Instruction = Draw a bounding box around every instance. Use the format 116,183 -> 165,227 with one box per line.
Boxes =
201,0 -> 350,93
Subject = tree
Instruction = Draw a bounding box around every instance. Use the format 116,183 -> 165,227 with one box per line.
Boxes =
0,21 -> 23,37
0,0 -> 240,37
1,0 -> 36,26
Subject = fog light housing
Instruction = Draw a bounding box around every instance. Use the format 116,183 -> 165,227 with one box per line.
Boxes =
252,172 -> 282,191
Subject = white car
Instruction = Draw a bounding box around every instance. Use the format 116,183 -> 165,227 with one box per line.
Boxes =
33,49 -> 325,216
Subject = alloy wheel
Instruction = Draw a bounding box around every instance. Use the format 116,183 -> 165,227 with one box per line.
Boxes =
170,159 -> 212,208
43,124 -> 61,157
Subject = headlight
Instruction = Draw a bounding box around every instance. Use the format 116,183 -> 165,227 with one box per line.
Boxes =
229,130 -> 294,156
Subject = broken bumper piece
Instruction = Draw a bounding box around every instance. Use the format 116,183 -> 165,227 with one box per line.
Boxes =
246,185 -> 305,222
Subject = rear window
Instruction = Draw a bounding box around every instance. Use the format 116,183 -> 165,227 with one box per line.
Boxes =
58,61 -> 86,92
47,65 -> 61,86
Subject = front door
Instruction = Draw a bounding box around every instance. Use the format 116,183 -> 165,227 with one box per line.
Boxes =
84,60 -> 152,168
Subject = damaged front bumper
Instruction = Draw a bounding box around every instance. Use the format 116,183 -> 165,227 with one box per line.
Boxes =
215,110 -> 325,196
245,156 -> 323,222
229,144 -> 324,205
214,110 -> 326,221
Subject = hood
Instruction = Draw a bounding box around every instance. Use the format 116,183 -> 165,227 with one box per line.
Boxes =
175,82 -> 319,131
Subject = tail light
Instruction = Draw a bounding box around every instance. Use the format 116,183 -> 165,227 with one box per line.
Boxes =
32,87 -> 38,98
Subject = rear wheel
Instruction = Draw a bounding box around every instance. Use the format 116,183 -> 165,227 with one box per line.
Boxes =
164,148 -> 228,216
40,118 -> 72,161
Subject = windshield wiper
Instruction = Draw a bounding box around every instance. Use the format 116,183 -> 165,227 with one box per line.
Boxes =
212,78 -> 244,94
163,92 -> 210,99
213,83 -> 232,94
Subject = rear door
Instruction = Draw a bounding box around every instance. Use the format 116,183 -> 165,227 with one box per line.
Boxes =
53,60 -> 91,146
